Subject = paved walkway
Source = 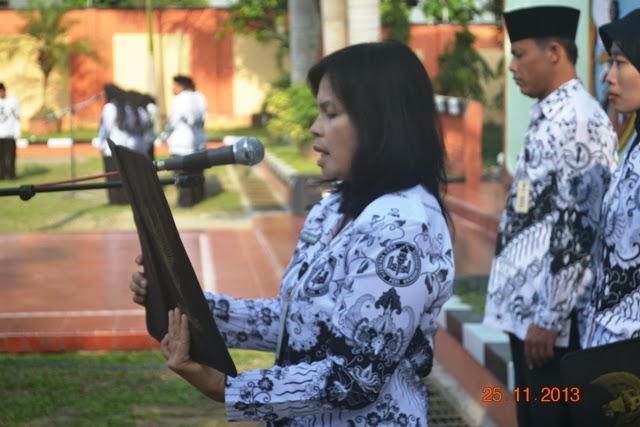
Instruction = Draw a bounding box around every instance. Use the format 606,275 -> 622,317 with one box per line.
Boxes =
2,142 -> 504,350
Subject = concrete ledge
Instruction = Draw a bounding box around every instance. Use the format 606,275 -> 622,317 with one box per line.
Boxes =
47,138 -> 73,148
485,342 -> 514,389
435,327 -> 517,427
263,152 -> 323,214
437,276 -> 515,413
446,309 -> 483,342
463,323 -> 509,367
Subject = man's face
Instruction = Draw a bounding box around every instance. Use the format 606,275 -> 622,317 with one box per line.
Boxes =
172,82 -> 185,96
0,89 -> 5,99
509,39 -> 554,100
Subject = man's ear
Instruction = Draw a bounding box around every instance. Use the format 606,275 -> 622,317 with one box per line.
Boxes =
546,40 -> 563,64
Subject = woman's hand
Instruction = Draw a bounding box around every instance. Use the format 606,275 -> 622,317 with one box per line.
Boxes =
161,307 -> 195,373
162,307 -> 226,403
129,254 -> 147,306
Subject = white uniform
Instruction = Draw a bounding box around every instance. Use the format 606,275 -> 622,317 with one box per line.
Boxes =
205,185 -> 454,425
98,102 -> 146,156
163,90 -> 207,156
0,94 -> 20,140
141,103 -> 157,154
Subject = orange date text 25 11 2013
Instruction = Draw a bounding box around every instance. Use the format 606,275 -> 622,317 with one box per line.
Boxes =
481,386 -> 581,403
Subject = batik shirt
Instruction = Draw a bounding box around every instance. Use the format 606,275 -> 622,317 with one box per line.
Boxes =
584,123 -> 640,347
483,79 -> 618,346
204,185 -> 454,425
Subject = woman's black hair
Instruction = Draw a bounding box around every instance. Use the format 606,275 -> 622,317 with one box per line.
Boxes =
103,83 -> 144,135
307,40 -> 450,224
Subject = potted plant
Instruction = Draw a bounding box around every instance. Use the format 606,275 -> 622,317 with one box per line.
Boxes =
28,106 -> 60,135
434,28 -> 494,115
17,1 -> 98,135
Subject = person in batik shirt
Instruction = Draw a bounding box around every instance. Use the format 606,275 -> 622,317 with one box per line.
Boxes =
584,8 -> 640,348
129,41 -> 454,426
482,6 -> 618,427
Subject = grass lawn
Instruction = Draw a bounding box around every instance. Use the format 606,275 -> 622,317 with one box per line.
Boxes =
0,349 -> 271,426
0,156 -> 244,233
452,276 -> 488,314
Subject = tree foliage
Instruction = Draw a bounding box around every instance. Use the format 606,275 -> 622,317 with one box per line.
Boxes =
381,0 -> 411,44
218,0 -> 289,77
13,1 -> 99,118
422,0 -> 479,25
422,0 -> 497,100
434,29 -> 494,99
265,83 -> 317,146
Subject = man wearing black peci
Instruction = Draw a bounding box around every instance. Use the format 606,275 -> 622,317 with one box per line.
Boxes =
482,6 -> 618,427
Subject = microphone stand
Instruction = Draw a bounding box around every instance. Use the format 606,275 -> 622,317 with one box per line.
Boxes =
50,93 -> 104,199
0,178 -> 177,201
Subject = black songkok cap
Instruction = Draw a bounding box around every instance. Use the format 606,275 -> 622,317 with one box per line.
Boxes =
599,8 -> 640,73
504,6 -> 580,43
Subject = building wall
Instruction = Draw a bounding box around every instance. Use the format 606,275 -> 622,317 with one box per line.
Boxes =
0,8 -> 502,132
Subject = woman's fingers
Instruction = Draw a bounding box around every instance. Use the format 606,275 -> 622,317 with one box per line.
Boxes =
129,271 -> 148,305
161,334 -> 170,360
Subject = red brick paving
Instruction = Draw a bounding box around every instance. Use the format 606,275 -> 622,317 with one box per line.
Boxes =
1,143 -> 504,353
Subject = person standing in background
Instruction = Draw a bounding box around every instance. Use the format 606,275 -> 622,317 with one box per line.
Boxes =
584,8 -> 640,348
0,82 -> 21,180
482,6 -> 618,427
158,75 -> 207,208
98,83 -> 148,205
130,90 -> 158,160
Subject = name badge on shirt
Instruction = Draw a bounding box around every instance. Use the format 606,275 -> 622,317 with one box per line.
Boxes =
300,230 -> 321,245
515,180 -> 530,213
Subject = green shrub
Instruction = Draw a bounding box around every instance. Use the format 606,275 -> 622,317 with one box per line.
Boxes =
435,29 -> 494,101
265,83 -> 318,147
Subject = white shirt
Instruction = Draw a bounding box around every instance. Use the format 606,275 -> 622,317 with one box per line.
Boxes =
98,102 -> 147,157
163,90 -> 207,156
483,79 -> 618,346
140,104 -> 157,151
0,94 -> 21,140
584,128 -> 640,347
204,186 -> 454,425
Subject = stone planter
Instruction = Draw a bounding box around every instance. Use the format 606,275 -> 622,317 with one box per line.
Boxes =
29,118 -> 61,135
434,95 -> 447,113
446,96 -> 467,116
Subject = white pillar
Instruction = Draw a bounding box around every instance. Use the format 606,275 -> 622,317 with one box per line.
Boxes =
321,0 -> 348,55
347,0 -> 381,45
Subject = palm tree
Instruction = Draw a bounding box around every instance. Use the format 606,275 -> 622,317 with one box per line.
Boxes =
17,1 -> 98,119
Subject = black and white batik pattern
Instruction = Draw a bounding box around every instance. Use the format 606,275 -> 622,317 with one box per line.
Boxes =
585,137 -> 640,347
483,79 -> 618,346
205,185 -> 454,425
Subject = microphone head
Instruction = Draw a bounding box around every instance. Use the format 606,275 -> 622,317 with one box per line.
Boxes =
233,136 -> 265,166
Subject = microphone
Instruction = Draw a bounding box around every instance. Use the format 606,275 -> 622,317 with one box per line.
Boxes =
154,136 -> 265,171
